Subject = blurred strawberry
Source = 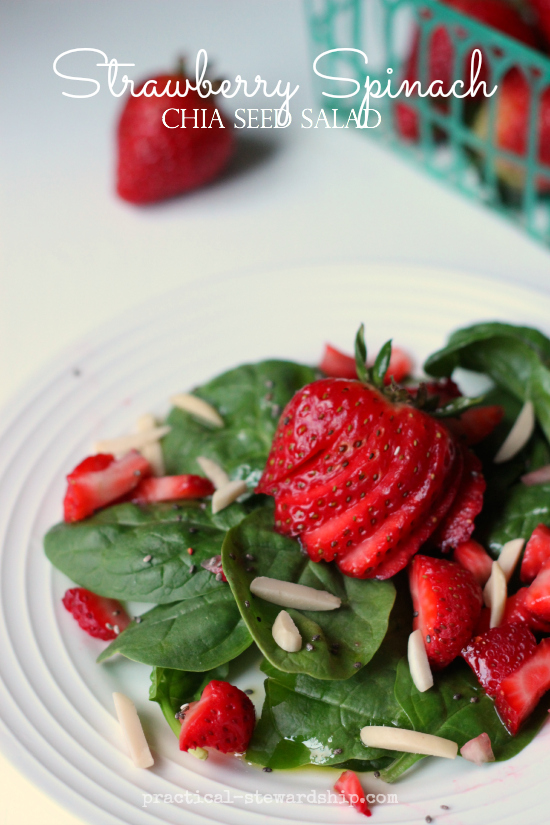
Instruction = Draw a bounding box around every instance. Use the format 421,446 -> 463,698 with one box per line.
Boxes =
116,65 -> 234,204
527,0 -> 550,48
396,0 -> 538,141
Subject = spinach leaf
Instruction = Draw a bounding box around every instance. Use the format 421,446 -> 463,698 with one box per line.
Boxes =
97,571 -> 252,669
222,507 -> 396,680
487,483 -> 550,555
149,664 -> 229,736
382,657 -> 548,782
424,322 -> 550,443
44,501 -> 248,604
246,601 -> 410,769
163,360 -> 319,486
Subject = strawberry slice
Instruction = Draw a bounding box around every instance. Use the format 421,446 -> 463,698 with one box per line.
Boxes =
462,623 -> 537,696
132,474 -> 214,503
334,770 -> 371,817
494,637 -> 550,734
320,344 -> 412,384
62,587 -> 130,640
63,450 -> 151,522
521,524 -> 550,584
434,448 -> 485,552
525,562 -> 550,622
503,587 -> 550,634
410,555 -> 483,669
447,405 -> 504,446
453,539 -> 493,586
179,680 -> 255,754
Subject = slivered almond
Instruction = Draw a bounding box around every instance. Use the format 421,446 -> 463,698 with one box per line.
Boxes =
494,400 -> 535,464
408,629 -> 433,693
93,425 -> 170,457
171,393 -> 224,428
197,456 -> 229,489
211,480 -> 247,514
113,692 -> 154,769
497,538 -> 525,582
360,726 -> 457,759
136,414 -> 165,476
250,576 -> 341,611
272,610 -> 302,652
483,561 -> 507,628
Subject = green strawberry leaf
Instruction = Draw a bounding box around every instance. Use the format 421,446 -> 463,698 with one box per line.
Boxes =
222,506 -> 395,680
149,664 -> 229,736
354,324 -> 369,384
44,501 -> 248,604
372,339 -> 392,388
97,571 -> 252,669
162,359 -> 319,486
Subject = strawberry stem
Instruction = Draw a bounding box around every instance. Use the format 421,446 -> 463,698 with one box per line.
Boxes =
354,324 -> 369,384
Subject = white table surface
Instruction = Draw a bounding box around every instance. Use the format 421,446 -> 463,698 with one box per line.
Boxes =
1,2 -> 550,823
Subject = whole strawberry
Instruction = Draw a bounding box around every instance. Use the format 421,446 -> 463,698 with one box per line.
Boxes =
409,555 -> 483,669
257,329 -> 485,579
116,66 -> 234,204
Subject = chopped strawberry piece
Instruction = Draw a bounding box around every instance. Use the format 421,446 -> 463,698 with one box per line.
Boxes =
334,770 -> 371,817
453,540 -> 493,586
460,732 -> 495,765
319,344 -> 357,379
448,405 -> 504,446
462,623 -> 537,696
434,448 -> 485,553
495,637 -> 550,734
63,450 -> 151,522
525,562 -> 550,622
410,555 -> 482,669
179,680 -> 255,754
383,346 -> 413,385
132,474 -> 214,504
200,554 -> 228,582
521,524 -> 550,584
503,587 -> 550,634
62,587 -> 130,640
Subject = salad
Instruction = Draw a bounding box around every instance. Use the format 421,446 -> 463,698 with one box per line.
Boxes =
44,321 -> 550,817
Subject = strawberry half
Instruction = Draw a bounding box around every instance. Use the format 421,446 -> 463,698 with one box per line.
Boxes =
179,680 -> 255,754
453,539 -> 493,586
461,623 -> 537,696
409,555 -> 483,669
62,588 -> 130,640
521,524 -> 550,584
132,474 -> 214,504
334,770 -> 371,817
495,637 -> 550,734
63,451 -> 151,522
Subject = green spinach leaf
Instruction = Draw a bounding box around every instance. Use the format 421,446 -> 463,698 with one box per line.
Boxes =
149,664 -> 229,736
97,571 -> 252,669
424,322 -> 550,443
44,501 -> 248,604
487,483 -> 550,555
222,507 -> 396,680
163,360 -> 319,485
382,657 -> 548,782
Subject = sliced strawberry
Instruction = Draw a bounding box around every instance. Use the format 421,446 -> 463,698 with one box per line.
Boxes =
410,555 -> 482,669
461,623 -> 537,696
474,607 -> 492,636
62,587 -> 130,640
525,562 -> 550,622
383,347 -> 413,385
447,405 -> 504,446
503,587 -> 550,634
179,680 -> 255,754
453,539 -> 493,587
200,554 -> 228,582
434,448 -> 485,553
319,344 -> 357,379
63,450 -> 151,522
495,637 -> 550,734
521,524 -> 550,584
132,474 -> 214,504
334,770 -> 371,817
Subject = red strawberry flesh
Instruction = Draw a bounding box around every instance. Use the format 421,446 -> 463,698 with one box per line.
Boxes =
62,588 -> 130,640
525,561 -> 550,621
495,637 -> 550,734
334,770 -> 371,817
461,623 -> 537,696
453,539 -> 493,586
179,680 -> 255,754
521,524 -> 550,584
132,474 -> 214,503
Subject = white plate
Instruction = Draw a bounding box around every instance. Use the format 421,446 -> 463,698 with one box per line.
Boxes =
2,263 -> 550,825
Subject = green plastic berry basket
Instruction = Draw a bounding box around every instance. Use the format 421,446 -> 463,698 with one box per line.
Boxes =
305,0 -> 550,248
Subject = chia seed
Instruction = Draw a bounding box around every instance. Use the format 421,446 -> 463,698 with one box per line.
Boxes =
426,634 -> 431,643
244,689 -> 253,695
257,616 -> 262,622
311,634 -> 321,641
134,616 -> 142,624
245,554 -> 255,561
426,817 -> 433,824
229,552 -> 236,560
215,572 -> 223,581
105,623 -> 113,630
189,564 -> 196,573
244,600 -> 250,608
333,748 -> 343,755
188,526 -> 197,533
262,767 -> 272,772
413,611 -> 419,617
353,662 -> 362,668
453,693 -> 462,701
172,503 -> 181,510
441,805 -> 449,810
246,567 -> 255,573
373,771 -> 380,778
354,641 -> 360,647
470,696 -> 479,704
143,555 -> 152,563
306,643 -> 314,651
